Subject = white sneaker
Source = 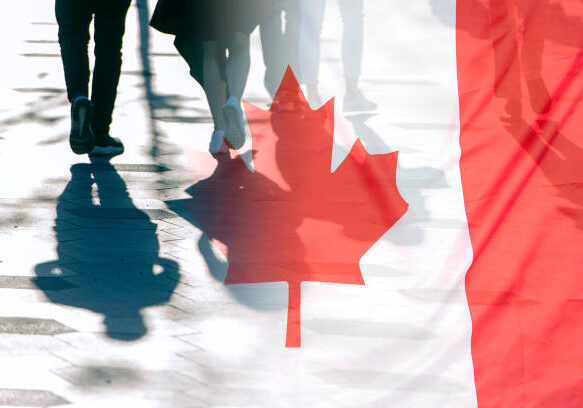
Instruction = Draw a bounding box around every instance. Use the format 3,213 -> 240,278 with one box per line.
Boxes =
209,129 -> 228,154
222,97 -> 246,150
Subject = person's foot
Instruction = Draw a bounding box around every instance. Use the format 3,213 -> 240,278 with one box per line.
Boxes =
343,90 -> 377,112
222,97 -> 246,150
69,96 -> 95,154
209,129 -> 228,154
89,135 -> 125,158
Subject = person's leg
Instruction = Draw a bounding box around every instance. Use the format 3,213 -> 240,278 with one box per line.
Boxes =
91,0 -> 131,144
221,32 -> 251,150
55,0 -> 92,103
260,0 -> 301,97
338,0 -> 363,94
56,0 -> 95,154
298,0 -> 325,106
338,0 -> 375,111
260,1 -> 285,97
225,32 -> 251,101
283,0 -> 301,77
202,41 -> 228,132
201,41 -> 228,154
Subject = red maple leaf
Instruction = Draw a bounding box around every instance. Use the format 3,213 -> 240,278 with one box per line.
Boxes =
170,69 -> 408,347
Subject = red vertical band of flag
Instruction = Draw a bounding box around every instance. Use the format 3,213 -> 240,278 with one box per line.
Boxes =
286,282 -> 301,348
457,0 -> 583,406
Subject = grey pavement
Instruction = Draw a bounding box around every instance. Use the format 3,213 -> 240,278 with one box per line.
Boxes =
0,1 -> 479,407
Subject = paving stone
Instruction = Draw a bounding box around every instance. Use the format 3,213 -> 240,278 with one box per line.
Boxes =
0,318 -> 76,336
92,163 -> 170,173
65,208 -> 177,221
0,332 -> 73,357
0,276 -> 77,291
52,336 -> 197,372
0,289 -> 61,305
0,389 -> 70,407
51,365 -> 199,390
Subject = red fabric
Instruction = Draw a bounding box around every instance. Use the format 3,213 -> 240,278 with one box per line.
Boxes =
457,0 -> 583,406
173,70 -> 407,347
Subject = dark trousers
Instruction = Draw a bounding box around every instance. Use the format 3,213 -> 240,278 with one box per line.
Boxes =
56,0 -> 131,138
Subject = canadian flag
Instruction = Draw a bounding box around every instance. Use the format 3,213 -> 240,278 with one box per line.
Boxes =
165,0 -> 582,407
458,0 -> 583,407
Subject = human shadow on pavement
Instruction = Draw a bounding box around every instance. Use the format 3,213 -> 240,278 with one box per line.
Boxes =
503,116 -> 583,232
345,112 -> 449,246
450,0 -> 583,234
169,83 -> 447,297
34,161 -> 180,341
167,72 -> 409,346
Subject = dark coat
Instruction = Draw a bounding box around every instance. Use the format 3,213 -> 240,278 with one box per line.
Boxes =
150,0 -> 205,85
150,0 -> 185,35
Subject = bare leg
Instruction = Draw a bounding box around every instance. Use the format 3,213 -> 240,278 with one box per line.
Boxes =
220,33 -> 251,150
202,41 -> 227,130
299,0 -> 325,108
298,0 -> 325,85
339,0 -> 364,93
225,32 -> 251,100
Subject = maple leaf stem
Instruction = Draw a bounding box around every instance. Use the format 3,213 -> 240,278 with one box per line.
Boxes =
285,281 -> 302,348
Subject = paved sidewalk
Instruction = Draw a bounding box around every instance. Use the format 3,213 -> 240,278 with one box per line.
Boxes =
0,1 -> 477,407
0,2 -> 214,406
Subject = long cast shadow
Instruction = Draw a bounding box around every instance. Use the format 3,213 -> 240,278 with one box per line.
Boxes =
167,72 -> 408,346
345,112 -> 448,246
34,161 -> 180,341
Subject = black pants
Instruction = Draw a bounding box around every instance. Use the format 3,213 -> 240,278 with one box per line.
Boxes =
56,0 -> 131,139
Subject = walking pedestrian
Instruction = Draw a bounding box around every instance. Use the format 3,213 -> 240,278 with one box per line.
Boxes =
299,0 -> 377,112
260,0 -> 300,98
151,0 -> 266,154
56,0 -> 129,157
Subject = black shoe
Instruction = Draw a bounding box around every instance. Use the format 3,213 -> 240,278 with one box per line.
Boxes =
89,135 -> 125,157
69,96 -> 95,154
